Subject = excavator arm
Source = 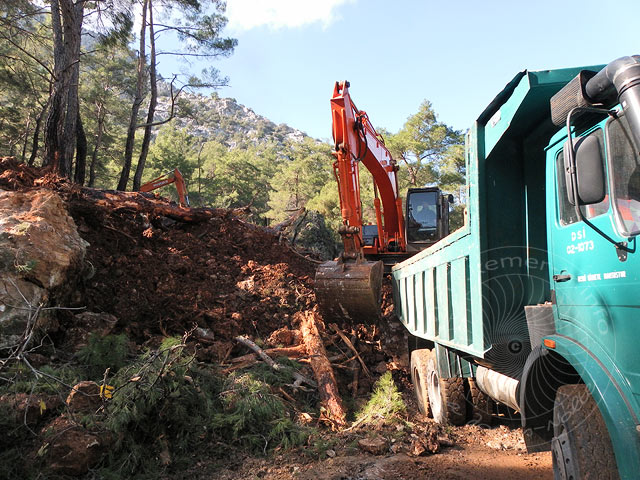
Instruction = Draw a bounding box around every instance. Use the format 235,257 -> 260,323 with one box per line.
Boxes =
330,81 -> 405,257
316,81 -> 451,322
316,81 -> 409,321
140,168 -> 190,207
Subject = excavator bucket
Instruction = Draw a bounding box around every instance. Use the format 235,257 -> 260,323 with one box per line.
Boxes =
315,259 -> 384,322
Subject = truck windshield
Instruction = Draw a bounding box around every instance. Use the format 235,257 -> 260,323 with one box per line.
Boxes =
407,191 -> 438,242
607,114 -> 640,237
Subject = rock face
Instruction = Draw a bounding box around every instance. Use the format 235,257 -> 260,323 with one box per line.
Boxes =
157,90 -> 309,149
0,189 -> 88,349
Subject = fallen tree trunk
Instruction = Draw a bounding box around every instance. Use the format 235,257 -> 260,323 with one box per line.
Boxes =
297,310 -> 347,428
71,187 -> 220,223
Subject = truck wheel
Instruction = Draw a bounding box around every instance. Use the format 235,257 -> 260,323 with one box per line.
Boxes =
466,378 -> 493,426
425,353 -> 466,425
552,384 -> 619,480
410,349 -> 432,417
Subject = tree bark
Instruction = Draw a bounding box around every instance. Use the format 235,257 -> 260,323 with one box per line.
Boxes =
74,110 -> 86,185
28,100 -> 48,166
43,0 -> 65,172
297,310 -> 347,428
117,0 -> 148,191
75,187 -> 213,223
43,0 -> 84,178
20,113 -> 31,163
88,103 -> 105,187
133,0 -> 156,192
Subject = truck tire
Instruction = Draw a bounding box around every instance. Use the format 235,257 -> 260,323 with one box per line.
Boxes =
466,378 -> 493,426
410,349 -> 432,417
425,353 -> 466,425
552,384 -> 619,480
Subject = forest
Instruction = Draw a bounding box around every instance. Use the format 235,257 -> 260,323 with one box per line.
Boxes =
0,0 -> 466,233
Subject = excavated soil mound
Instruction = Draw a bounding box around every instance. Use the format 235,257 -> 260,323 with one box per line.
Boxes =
1,158 -> 317,345
0,158 -> 405,367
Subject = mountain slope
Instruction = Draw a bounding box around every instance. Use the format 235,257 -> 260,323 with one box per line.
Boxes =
158,89 -> 309,149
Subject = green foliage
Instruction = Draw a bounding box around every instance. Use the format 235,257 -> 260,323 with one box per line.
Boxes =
0,361 -> 82,396
266,138 -> 333,223
79,40 -> 137,188
0,3 -> 51,162
355,372 -> 406,426
0,402 -> 38,480
211,371 -> 309,453
98,340 -> 307,477
303,434 -> 337,460
77,333 -> 129,380
100,340 -> 217,476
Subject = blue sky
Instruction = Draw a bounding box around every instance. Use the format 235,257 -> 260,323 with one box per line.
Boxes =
173,0 -> 640,141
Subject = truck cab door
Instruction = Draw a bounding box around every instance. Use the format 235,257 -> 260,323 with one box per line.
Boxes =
546,115 -> 640,359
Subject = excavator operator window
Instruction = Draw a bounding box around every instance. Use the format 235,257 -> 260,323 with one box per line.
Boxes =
407,190 -> 438,242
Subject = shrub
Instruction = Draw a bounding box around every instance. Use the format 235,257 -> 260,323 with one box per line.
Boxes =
77,333 -> 129,380
355,372 -> 406,427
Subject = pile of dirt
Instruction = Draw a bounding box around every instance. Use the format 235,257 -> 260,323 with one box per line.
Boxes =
0,156 -> 405,379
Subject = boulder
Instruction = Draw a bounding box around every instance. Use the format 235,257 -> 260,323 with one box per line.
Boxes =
41,416 -> 109,476
0,189 -> 88,349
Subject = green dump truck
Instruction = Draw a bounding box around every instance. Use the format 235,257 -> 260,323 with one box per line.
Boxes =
393,55 -> 640,479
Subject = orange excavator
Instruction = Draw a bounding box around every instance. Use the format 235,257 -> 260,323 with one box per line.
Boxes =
140,168 -> 190,207
315,81 -> 451,321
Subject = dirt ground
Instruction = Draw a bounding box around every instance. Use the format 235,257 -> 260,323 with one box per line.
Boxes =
188,421 -> 551,480
0,158 -> 553,478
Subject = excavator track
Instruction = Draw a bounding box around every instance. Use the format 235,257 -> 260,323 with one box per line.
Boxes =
315,259 -> 384,322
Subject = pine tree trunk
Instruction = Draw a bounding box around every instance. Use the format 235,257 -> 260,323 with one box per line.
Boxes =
74,110 -> 87,185
88,104 -> 105,187
44,0 -> 65,172
28,101 -> 48,166
117,0 -> 148,191
44,0 -> 84,178
20,114 -> 31,163
133,0 -> 157,192
297,310 -> 347,428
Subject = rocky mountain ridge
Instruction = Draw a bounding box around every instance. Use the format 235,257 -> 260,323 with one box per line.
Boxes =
157,88 -> 310,149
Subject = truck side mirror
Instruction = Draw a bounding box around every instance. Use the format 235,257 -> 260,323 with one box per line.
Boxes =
563,135 -> 606,205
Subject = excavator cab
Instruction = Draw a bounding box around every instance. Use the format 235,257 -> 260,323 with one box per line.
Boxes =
405,187 -> 452,251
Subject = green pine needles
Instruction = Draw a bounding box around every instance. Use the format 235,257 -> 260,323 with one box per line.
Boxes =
355,372 -> 406,427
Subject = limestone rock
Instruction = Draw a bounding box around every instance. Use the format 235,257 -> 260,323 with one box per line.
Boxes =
0,189 -> 88,349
